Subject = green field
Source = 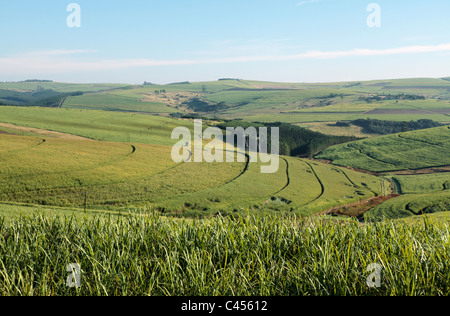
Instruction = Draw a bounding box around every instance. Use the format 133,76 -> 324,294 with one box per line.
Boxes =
63,93 -> 176,114
0,77 -> 449,297
392,173 -> 450,194
2,78 -> 450,124
0,79 -> 448,219
0,106 -> 194,146
0,131 -> 381,216
1,212 -> 450,296
316,126 -> 450,172
365,191 -> 450,222
364,172 -> 450,221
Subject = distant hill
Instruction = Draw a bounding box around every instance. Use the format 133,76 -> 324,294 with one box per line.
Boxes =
2,77 -> 450,124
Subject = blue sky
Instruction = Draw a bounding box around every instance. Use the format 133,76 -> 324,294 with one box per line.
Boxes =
1,0 -> 450,84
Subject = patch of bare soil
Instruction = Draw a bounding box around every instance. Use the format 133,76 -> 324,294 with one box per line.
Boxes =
0,123 -> 93,141
139,91 -> 202,108
316,194 -> 401,220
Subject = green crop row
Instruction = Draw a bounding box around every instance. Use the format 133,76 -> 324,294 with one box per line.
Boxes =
0,212 -> 449,296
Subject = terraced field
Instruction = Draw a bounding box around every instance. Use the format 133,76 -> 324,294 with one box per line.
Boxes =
0,131 -> 381,217
0,134 -> 245,211
365,173 -> 450,221
316,126 -> 450,172
0,106 -> 195,146
0,78 -> 448,220
1,79 -> 449,297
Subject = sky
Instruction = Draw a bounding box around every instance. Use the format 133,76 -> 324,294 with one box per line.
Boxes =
1,0 -> 450,84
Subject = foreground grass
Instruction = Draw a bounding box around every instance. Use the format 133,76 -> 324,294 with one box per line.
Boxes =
0,212 -> 449,296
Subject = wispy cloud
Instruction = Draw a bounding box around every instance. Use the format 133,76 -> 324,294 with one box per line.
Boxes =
2,44 -> 450,75
296,0 -> 320,7
18,49 -> 97,57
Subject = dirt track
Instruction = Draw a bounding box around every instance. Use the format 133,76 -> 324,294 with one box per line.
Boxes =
0,122 -> 93,141
317,194 -> 401,220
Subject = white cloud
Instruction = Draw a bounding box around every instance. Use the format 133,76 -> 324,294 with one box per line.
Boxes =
17,49 -> 97,57
2,44 -> 450,75
296,0 -> 320,7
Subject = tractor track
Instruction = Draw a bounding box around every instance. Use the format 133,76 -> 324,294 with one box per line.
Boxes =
0,144 -> 137,183
337,167 -> 379,197
397,133 -> 448,150
1,149 -> 249,199
272,157 -> 291,196
347,143 -> 396,168
0,138 -> 47,156
302,160 -> 325,205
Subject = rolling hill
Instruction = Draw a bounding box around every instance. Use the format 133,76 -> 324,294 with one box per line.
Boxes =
316,126 -> 450,172
0,77 -> 448,220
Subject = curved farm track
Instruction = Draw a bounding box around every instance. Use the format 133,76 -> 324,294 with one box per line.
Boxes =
223,151 -> 250,185
0,138 -> 47,156
2,144 -> 138,184
397,133 -> 447,149
347,143 -> 397,170
272,157 -> 291,196
302,160 -> 325,206
337,167 -> 379,197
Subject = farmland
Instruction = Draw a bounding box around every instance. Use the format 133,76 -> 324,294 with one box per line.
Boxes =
0,77 -> 449,296
1,212 -> 450,296
0,106 -> 194,146
316,126 -> 450,172
0,130 -> 381,216
2,78 -> 450,125
365,173 -> 450,221
0,78 -> 448,220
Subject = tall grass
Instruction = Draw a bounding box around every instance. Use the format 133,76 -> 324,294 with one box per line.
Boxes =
0,212 -> 449,296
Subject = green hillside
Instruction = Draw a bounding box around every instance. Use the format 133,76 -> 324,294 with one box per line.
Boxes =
3,78 -> 450,124
0,78 -> 448,221
316,126 -> 450,172
0,132 -> 380,216
0,106 -> 194,146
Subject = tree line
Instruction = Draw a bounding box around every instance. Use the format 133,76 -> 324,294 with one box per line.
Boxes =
337,118 -> 442,135
216,120 -> 359,157
0,89 -> 83,108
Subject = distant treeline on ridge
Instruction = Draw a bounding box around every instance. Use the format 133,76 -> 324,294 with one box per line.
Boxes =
216,120 -> 359,157
336,118 -> 443,135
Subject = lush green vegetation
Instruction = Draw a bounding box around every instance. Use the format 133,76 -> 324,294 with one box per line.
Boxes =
0,132 -> 380,216
359,93 -> 426,102
365,173 -> 450,221
316,126 -> 450,172
0,212 -> 449,296
0,77 -> 449,297
216,120 -> 358,157
63,93 -> 176,114
340,119 -> 443,135
365,191 -> 450,222
0,106 -> 194,146
0,88 -> 83,108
